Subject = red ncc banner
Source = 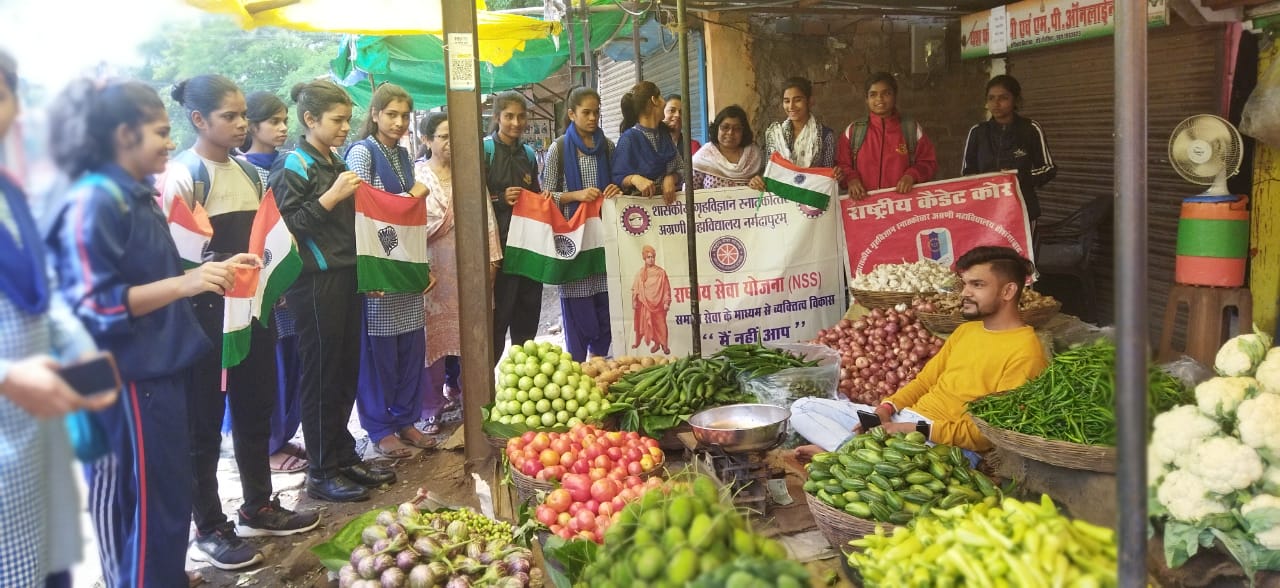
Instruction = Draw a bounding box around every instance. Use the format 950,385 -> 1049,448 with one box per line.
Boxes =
839,171 -> 1033,275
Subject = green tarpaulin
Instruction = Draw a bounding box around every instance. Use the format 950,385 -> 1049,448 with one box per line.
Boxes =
331,4 -> 633,109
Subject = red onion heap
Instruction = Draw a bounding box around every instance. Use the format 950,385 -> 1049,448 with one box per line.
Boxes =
814,307 -> 945,405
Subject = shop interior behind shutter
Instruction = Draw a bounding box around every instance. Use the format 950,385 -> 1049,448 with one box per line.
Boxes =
598,32 -> 708,145
1007,16 -> 1225,344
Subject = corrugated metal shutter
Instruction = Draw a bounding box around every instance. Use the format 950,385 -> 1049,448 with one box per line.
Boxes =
598,53 -> 637,143
597,32 -> 707,144
1008,18 -> 1224,341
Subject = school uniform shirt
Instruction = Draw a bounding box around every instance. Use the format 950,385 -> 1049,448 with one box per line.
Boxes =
345,141 -> 426,337
46,164 -> 211,382
271,139 -> 355,274
835,113 -> 939,192
961,114 -> 1057,220
484,133 -> 542,244
160,152 -> 260,259
0,181 -> 90,586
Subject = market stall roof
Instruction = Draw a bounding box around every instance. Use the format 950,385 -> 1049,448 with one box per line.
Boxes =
657,0 -> 1006,16
331,2 -> 631,110
184,0 -> 560,64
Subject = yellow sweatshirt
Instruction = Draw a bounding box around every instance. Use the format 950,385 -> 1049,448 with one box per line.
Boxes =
884,321 -> 1048,451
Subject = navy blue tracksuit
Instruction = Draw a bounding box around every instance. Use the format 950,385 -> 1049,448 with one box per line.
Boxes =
46,164 -> 210,587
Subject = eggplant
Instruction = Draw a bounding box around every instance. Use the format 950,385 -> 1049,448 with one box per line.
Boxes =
444,577 -> 472,588
338,564 -> 359,588
386,523 -> 407,540
372,539 -> 392,553
464,542 -> 484,561
372,553 -> 396,574
351,546 -> 374,567
455,557 -> 483,576
512,571 -> 530,587
375,511 -> 397,527
412,537 -> 442,559
363,525 -> 389,547
380,567 -> 406,588
504,554 -> 531,576
445,520 -> 469,542
357,555 -> 379,580
398,501 -> 419,519
395,549 -> 418,571
406,564 -> 434,588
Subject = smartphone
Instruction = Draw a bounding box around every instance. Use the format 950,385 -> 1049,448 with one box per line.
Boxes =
856,410 -> 882,431
57,352 -> 122,397
915,421 -> 932,439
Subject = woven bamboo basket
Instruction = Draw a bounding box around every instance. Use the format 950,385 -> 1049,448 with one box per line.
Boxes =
971,416 -> 1116,473
916,301 -> 1063,334
487,433 -> 511,451
848,288 -> 922,309
806,495 -> 894,550
509,468 -> 555,505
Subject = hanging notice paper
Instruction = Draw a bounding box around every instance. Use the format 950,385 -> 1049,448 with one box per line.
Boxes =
989,6 -> 1008,54
447,33 -> 476,91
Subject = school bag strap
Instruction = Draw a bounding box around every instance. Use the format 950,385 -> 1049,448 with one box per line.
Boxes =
174,149 -> 264,207
483,135 -> 539,170
850,116 -> 917,166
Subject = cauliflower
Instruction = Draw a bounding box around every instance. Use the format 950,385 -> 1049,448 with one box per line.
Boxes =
1194,377 -> 1258,418
1186,436 -> 1264,494
1148,445 -> 1171,487
1215,331 -> 1273,377
1157,469 -> 1232,523
1256,352 -> 1280,395
1150,405 -> 1221,467
1238,392 -> 1280,453
1241,494 -> 1280,550
1261,465 -> 1280,494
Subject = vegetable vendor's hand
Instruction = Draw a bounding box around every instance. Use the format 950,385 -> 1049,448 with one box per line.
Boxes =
849,177 -> 867,200
878,421 -> 919,435
895,174 -> 916,193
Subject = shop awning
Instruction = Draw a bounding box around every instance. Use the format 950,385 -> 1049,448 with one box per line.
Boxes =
184,0 -> 561,65
330,5 -> 632,110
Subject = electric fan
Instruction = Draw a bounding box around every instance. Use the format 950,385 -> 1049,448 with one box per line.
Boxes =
1168,114 -> 1243,197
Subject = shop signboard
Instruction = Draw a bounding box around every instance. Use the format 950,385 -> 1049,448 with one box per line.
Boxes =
839,172 -> 1034,277
602,186 -> 846,356
961,0 -> 1169,60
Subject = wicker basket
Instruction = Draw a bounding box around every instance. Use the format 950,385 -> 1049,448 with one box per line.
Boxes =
971,416 -> 1116,473
509,468 -> 555,505
849,288 -> 923,309
806,495 -> 893,550
487,433 -> 511,452
916,301 -> 1063,334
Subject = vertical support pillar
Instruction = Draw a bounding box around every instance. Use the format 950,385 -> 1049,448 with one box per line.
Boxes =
442,0 -> 494,470
1114,0 -> 1148,582
676,0 -> 701,355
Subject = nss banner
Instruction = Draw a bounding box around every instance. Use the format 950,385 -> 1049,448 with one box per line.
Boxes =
840,171 -> 1034,277
603,186 -> 846,356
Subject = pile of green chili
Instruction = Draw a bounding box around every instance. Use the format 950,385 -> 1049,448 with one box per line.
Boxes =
968,340 -> 1189,446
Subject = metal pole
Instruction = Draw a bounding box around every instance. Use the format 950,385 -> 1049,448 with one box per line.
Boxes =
1114,0 -> 1147,583
676,0 -> 701,355
565,4 -> 581,86
442,0 -> 494,471
632,11 -> 644,80
580,0 -> 597,87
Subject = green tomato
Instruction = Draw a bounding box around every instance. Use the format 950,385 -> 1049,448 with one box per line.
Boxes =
514,389 -> 529,403
576,406 -> 591,419
540,362 -> 556,377
535,399 -> 551,413
575,388 -> 590,403
567,417 -> 583,428
503,373 -> 519,388
543,352 -> 561,365
600,399 -> 611,411
513,363 -> 527,377
540,412 -> 557,427
499,415 -> 511,425
525,415 -> 541,428
559,360 -> 574,374
566,374 -> 581,388
503,387 -> 518,401
544,383 -> 561,400
508,400 -> 522,414
537,341 -> 552,354
585,400 -> 600,415
499,361 -> 515,375
489,409 -> 501,422
523,340 -> 539,354
588,391 -> 603,403
565,399 -> 580,413
511,350 -> 528,364
517,376 -> 533,391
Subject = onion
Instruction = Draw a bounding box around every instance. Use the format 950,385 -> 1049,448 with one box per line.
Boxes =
884,322 -> 900,335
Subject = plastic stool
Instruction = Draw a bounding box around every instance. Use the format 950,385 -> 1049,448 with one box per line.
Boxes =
1157,284 -> 1252,367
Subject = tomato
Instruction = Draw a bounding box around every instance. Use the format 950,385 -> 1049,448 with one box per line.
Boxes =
557,511 -> 572,526
607,470 -> 627,483
568,516 -> 582,533
625,431 -> 640,441
559,451 -> 577,467
535,504 -> 558,526
593,455 -> 612,469
647,446 -> 664,460
581,434 -> 598,447
570,442 -> 583,454
520,460 -> 541,477
546,488 -> 573,513
590,478 -> 619,503
575,508 -> 597,530
605,431 -> 624,444
543,465 -> 566,479
535,469 -> 551,481
641,437 -> 659,449
530,432 -> 551,453
555,526 -> 573,540
596,514 -> 612,532
625,476 -> 645,488
639,455 -> 655,471
550,437 -> 571,454
520,430 -> 537,444
588,467 -> 607,480
583,446 -> 603,461
598,501 -> 615,517
562,472 -> 594,503
624,447 -> 644,461
584,499 -> 600,514
570,460 -> 590,475
606,447 -> 623,461
626,461 -> 644,476
539,449 -> 561,467
611,497 -> 627,512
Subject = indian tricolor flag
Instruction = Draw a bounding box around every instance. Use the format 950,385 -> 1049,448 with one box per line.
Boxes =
354,184 -> 430,293
762,152 -> 837,211
503,189 -> 605,285
248,190 -> 301,325
222,264 -> 259,369
168,198 -> 213,269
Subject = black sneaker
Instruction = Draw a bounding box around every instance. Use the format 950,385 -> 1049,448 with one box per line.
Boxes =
188,522 -> 264,570
236,497 -> 321,537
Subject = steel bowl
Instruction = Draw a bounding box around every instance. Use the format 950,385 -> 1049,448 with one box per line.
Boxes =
688,403 -> 791,452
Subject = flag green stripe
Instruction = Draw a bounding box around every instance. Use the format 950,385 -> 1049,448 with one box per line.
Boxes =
258,253 -> 302,327
764,177 -> 829,210
222,327 -> 251,369
356,255 -> 431,293
502,247 -> 606,285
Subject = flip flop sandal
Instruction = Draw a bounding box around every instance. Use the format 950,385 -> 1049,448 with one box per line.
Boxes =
374,438 -> 417,459
400,429 -> 439,449
421,422 -> 442,435
269,451 -> 309,474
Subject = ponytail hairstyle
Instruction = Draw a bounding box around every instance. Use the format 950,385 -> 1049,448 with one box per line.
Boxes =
241,91 -> 288,152
563,86 -> 601,129
619,80 -> 662,135
290,79 -> 352,128
171,74 -> 240,131
358,82 -> 413,140
48,78 -> 167,178
489,90 -> 528,133
418,111 -> 448,159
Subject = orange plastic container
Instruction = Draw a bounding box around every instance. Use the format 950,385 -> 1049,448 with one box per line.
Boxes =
1174,195 -> 1249,287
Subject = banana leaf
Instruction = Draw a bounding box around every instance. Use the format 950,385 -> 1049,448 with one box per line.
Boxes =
310,507 -> 392,572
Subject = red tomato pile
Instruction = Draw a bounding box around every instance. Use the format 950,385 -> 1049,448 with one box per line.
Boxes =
535,474 -> 665,542
505,424 -> 664,482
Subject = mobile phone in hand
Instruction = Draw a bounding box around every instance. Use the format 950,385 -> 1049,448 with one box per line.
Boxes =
916,420 -> 932,439
856,410 -> 882,431
57,352 -> 121,397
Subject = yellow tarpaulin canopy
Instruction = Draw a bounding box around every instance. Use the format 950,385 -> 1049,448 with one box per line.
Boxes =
184,0 -> 561,64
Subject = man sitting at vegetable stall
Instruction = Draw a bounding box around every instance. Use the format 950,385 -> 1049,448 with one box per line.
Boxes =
792,246 -> 1049,459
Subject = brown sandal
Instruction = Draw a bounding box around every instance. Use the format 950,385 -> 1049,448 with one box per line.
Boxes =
374,436 -> 417,459
400,427 -> 438,449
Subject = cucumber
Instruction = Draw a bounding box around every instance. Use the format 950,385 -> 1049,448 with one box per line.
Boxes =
868,473 -> 894,491
904,471 -> 936,486
905,431 -> 927,444
811,452 -> 836,465
901,491 -> 932,505
802,480 -> 820,494
928,461 -> 951,480
858,490 -> 885,505
907,484 -> 934,498
829,465 -> 850,482
972,471 -> 999,498
836,454 -> 860,470
868,502 -> 893,522
823,483 -> 845,495
948,447 -> 967,468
